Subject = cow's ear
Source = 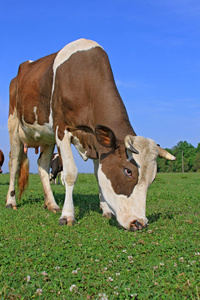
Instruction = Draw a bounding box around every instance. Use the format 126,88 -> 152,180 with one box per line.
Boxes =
95,125 -> 117,149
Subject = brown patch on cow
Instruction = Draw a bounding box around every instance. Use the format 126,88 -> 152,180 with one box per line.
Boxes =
101,143 -> 139,197
9,77 -> 17,117
24,144 -> 28,154
16,53 -> 57,126
10,190 -> 15,197
52,47 -> 135,142
35,147 -> 39,154
18,153 -> 29,199
71,130 -> 99,159
0,150 -> 4,168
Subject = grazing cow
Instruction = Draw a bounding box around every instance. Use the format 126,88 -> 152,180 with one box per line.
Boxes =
6,38 -> 175,230
50,153 -> 64,185
0,150 -> 4,173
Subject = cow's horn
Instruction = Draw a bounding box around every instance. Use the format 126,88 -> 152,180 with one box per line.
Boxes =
124,136 -> 139,154
158,146 -> 176,161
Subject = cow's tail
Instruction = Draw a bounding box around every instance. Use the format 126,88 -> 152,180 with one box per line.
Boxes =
18,152 -> 29,199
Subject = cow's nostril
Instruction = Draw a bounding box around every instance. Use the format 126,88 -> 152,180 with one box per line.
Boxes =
130,219 -> 145,231
135,220 -> 143,230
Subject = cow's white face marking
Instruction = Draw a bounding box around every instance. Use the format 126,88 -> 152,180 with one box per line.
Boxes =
49,39 -> 103,126
97,137 -> 158,230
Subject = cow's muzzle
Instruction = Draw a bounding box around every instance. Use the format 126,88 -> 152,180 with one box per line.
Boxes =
130,219 -> 148,231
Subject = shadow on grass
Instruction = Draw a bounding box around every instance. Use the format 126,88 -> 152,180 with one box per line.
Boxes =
56,192 -> 101,219
17,195 -> 45,207
15,191 -> 173,230
147,213 -> 161,223
0,182 -> 9,186
18,190 -> 102,220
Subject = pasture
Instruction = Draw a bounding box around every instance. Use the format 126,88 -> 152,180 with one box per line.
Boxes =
0,173 -> 199,299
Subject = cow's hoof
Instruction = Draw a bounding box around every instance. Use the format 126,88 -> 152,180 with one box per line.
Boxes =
102,212 -> 112,219
50,207 -> 61,213
6,204 -> 17,210
45,205 -> 60,213
67,219 -> 76,226
6,204 -> 13,209
59,218 -> 68,226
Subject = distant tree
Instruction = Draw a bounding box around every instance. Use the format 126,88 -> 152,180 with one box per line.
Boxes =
196,143 -> 200,153
172,141 -> 196,172
193,152 -> 200,172
157,141 -> 198,173
157,148 -> 174,172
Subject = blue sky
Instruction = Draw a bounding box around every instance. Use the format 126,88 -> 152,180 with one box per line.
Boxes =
0,0 -> 200,173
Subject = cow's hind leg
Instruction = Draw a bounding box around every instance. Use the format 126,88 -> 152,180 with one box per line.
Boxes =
93,159 -> 112,218
37,145 -> 60,212
56,130 -> 78,226
6,118 -> 25,210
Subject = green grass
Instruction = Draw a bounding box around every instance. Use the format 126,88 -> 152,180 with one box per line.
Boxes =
0,173 -> 199,299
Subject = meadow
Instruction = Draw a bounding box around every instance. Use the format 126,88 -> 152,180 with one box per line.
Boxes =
0,173 -> 199,299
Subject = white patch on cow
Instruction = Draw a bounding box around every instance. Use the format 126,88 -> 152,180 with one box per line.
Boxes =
50,170 -> 64,185
49,39 -> 103,126
52,153 -> 59,161
28,60 -> 33,63
93,159 -> 113,217
19,115 -> 55,146
53,38 -> 102,74
97,137 -> 158,230
71,134 -> 88,161
56,126 -> 78,221
33,107 -> 38,123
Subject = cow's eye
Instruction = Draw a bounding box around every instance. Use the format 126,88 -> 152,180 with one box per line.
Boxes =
124,168 -> 132,178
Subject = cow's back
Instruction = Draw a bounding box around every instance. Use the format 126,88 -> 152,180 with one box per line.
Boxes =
16,53 -> 57,126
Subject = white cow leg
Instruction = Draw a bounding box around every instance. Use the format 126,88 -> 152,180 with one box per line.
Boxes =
6,143 -> 24,210
93,159 -> 112,218
6,118 -> 24,210
56,130 -> 78,226
37,145 -> 60,212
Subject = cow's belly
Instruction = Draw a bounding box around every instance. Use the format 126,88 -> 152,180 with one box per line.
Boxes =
19,121 -> 55,147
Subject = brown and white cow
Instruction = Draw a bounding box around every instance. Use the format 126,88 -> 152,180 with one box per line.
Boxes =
0,150 -> 4,173
7,38 -> 175,230
49,153 -> 64,185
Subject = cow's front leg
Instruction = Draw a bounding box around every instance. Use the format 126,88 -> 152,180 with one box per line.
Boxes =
37,145 -> 60,212
93,159 -> 112,219
56,129 -> 78,226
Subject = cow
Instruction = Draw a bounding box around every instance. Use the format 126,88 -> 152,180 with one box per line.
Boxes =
49,153 -> 64,185
0,150 -> 4,173
6,38 -> 175,230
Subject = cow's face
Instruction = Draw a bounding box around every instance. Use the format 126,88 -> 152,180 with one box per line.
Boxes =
95,125 -> 175,231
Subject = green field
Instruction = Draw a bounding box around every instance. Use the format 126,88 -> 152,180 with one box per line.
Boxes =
0,173 -> 199,299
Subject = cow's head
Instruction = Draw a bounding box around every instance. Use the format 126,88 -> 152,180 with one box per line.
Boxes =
95,125 -> 176,231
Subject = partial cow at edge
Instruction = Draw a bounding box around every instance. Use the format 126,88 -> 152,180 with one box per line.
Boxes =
6,38 -> 175,231
49,153 -> 64,185
0,150 -> 4,173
